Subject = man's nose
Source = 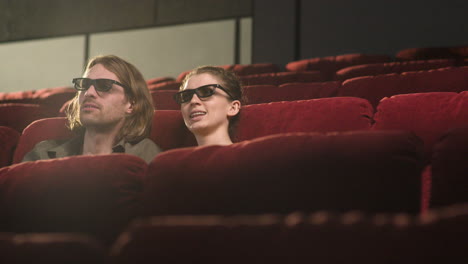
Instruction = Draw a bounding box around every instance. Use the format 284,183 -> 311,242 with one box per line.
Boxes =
84,85 -> 98,97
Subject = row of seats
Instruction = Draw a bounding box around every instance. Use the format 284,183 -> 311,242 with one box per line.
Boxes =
1,61 -> 466,130
5,64 -> 465,133
1,202 -> 467,263
151,66 -> 468,110
285,45 -> 468,80
1,93 -> 466,242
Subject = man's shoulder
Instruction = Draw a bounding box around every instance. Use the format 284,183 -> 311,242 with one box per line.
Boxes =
33,139 -> 70,150
22,138 -> 76,162
125,138 -> 162,163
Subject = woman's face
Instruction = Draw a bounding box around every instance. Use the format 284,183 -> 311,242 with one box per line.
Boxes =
180,73 -> 240,136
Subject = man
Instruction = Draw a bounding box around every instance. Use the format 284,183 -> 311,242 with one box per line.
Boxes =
22,55 -> 161,163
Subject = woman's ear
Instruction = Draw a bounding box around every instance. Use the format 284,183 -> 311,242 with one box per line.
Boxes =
227,100 -> 241,117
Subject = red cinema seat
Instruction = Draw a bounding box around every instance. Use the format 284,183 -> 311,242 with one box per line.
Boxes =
151,90 -> 179,110
286,53 -> 393,81
0,87 -> 76,115
231,63 -> 280,76
339,66 -> 468,108
32,86 -> 76,114
431,126 -> 468,208
396,45 -> 468,61
335,59 -> 456,81
0,126 -> 20,168
372,91 -> 468,162
0,154 -> 148,244
150,110 -> 197,151
142,131 -> 423,216
147,81 -> 181,91
0,103 -> 55,132
0,233 -> 105,264
12,117 -> 72,164
112,204 -> 468,264
244,81 -> 340,105
240,71 -> 323,86
235,97 -> 373,141
146,76 -> 175,85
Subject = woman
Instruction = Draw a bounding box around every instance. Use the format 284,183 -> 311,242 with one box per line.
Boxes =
173,66 -> 243,146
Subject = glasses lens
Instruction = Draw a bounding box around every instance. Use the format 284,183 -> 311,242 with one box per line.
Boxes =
196,85 -> 216,98
73,78 -> 91,90
94,79 -> 114,92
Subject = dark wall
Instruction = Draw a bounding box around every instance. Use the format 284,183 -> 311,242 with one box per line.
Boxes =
253,0 -> 468,65
0,0 -> 252,42
300,0 -> 468,58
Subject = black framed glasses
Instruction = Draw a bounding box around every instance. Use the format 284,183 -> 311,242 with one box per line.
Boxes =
173,84 -> 235,104
72,78 -> 129,93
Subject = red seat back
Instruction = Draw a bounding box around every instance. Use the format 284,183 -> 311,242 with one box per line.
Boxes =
0,154 -> 147,243
151,90 -> 179,110
286,53 -> 392,80
339,66 -> 468,108
0,126 -> 20,168
244,81 -> 340,105
235,97 -> 373,142
372,91 -> 468,161
143,131 -> 423,216
431,126 -> 468,208
335,59 -> 456,81
240,71 -> 323,86
0,103 -> 55,132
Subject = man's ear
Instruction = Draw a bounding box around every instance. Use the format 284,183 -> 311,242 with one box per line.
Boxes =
227,100 -> 241,117
126,101 -> 135,114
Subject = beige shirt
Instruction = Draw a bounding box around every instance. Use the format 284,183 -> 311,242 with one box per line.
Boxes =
22,136 -> 162,163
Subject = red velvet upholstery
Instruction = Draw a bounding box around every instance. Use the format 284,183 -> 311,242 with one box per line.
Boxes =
335,59 -> 456,81
0,154 -> 147,243
285,53 -> 393,81
372,92 -> 468,161
32,87 -> 76,114
231,63 -> 280,76
240,71 -> 323,86
12,117 -> 72,164
396,45 -> 468,61
151,90 -> 179,110
114,204 -> 468,264
0,87 -> 76,115
146,76 -> 175,85
235,97 -> 373,141
0,90 -> 36,101
0,233 -> 105,264
147,81 -> 181,91
0,126 -> 20,168
244,81 -> 340,105
339,66 -> 468,108
175,63 -> 280,82
431,126 -> 468,208
0,103 -> 55,132
142,131 -> 423,216
150,110 -> 197,151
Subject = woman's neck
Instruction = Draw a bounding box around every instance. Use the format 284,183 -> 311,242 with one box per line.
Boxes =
195,130 -> 233,146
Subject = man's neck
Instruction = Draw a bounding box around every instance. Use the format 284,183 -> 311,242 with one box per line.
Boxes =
82,128 -> 120,155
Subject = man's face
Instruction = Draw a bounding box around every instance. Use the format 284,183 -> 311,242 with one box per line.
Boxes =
78,64 -> 132,131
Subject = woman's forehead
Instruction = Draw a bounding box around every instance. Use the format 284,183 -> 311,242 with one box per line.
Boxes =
184,73 -> 221,90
